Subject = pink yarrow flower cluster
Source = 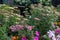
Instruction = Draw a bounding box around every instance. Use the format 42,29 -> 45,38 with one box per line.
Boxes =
10,24 -> 24,32
25,25 -> 33,31
52,22 -> 56,28
34,18 -> 40,20
15,24 -> 24,30
10,25 -> 16,32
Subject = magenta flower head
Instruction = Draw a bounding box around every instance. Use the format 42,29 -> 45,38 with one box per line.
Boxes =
10,25 -> 16,32
55,29 -> 60,35
33,36 -> 39,40
21,35 -> 27,40
15,24 -> 24,30
35,31 -> 39,36
26,25 -> 33,31
34,18 -> 40,20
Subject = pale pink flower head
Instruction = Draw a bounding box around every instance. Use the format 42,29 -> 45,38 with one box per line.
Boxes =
35,31 -> 39,36
15,24 -> 24,30
34,18 -> 40,20
33,36 -> 39,40
26,25 -> 33,31
47,30 -> 54,38
10,25 -> 16,32
47,30 -> 56,40
52,22 -> 56,28
56,35 -> 60,40
21,35 -> 27,40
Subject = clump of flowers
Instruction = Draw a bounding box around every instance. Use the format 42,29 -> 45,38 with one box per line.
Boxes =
25,25 -> 33,31
10,25 -> 17,32
10,24 -> 24,32
15,24 -> 24,30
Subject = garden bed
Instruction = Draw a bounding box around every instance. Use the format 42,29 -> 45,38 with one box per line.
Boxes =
0,4 -> 60,40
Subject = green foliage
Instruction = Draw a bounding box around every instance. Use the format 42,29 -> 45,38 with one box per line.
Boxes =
14,0 -> 31,5
26,6 -> 58,35
14,0 -> 51,6
0,13 -> 3,21
39,0 -> 51,5
0,27 -> 11,40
